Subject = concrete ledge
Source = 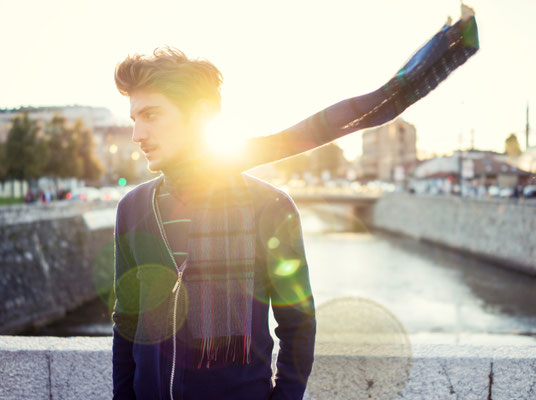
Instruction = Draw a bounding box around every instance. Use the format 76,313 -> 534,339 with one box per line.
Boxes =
1,336 -> 535,399
0,199 -> 118,226
0,336 -> 113,400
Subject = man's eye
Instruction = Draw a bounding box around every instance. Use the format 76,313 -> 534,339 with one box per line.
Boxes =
145,112 -> 158,120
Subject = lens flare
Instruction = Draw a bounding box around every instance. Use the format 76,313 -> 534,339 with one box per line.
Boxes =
267,236 -> 280,249
273,258 -> 301,277
305,296 -> 412,400
203,114 -> 247,157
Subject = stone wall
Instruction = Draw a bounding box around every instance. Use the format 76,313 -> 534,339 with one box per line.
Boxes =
0,199 -> 111,226
0,201 -> 118,334
368,193 -> 536,276
1,336 -> 535,400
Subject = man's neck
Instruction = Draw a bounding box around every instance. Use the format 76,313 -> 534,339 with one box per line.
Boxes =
161,156 -> 212,197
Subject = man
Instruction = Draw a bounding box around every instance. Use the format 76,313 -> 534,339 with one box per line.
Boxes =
112,11 -> 478,399
112,47 -> 317,400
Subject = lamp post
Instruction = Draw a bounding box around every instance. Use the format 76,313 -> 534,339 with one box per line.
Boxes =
108,144 -> 118,185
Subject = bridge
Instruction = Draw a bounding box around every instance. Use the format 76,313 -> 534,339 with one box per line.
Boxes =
285,187 -> 381,205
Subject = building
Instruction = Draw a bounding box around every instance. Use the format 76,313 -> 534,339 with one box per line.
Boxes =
412,149 -> 532,195
508,146 -> 536,175
360,118 -> 417,182
0,105 -> 114,142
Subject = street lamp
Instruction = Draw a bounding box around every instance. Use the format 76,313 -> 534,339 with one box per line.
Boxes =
108,144 -> 118,184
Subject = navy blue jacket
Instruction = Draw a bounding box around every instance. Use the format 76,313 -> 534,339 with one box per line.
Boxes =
112,173 -> 316,400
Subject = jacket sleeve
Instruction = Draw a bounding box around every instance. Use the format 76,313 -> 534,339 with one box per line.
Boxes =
267,194 -> 316,400
181,15 -> 478,178
111,201 -> 140,400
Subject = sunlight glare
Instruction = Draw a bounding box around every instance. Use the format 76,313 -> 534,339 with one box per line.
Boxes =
203,114 -> 247,158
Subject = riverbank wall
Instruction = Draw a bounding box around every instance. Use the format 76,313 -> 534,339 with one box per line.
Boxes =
0,201 -> 117,334
366,193 -> 536,276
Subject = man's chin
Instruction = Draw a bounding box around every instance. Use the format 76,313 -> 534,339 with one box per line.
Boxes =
146,151 -> 203,175
146,159 -> 163,173
146,158 -> 179,174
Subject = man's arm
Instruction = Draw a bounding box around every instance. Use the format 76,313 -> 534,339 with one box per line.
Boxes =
179,14 -> 478,179
267,194 -> 316,400
111,202 -> 140,400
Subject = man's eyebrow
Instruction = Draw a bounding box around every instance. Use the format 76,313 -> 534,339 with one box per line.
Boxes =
130,106 -> 162,120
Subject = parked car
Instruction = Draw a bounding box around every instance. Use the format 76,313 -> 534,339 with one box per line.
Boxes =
333,178 -> 351,188
69,187 -> 101,201
498,187 -> 515,199
350,181 -> 363,192
523,185 -> 536,198
487,185 -> 500,197
288,179 -> 306,188
99,186 -> 122,202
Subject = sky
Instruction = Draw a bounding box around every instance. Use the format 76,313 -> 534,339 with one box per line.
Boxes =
0,0 -> 534,161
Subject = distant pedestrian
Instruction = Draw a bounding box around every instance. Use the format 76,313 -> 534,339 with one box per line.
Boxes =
24,189 -> 35,203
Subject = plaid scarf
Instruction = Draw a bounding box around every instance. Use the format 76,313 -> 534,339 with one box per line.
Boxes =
157,172 -> 256,369
161,12 -> 479,369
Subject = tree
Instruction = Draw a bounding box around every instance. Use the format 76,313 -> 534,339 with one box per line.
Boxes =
43,114 -> 82,181
73,118 -> 103,182
309,142 -> 345,178
5,112 -> 47,196
505,133 -> 521,157
273,152 -> 310,181
0,142 -> 7,183
114,153 -> 140,185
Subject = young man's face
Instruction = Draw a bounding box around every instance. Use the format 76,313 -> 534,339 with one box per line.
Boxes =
129,89 -> 204,173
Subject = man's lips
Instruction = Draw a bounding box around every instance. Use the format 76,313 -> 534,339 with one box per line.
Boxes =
141,144 -> 158,154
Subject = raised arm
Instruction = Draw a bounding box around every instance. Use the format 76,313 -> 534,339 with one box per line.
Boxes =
185,13 -> 478,181
240,14 -> 479,169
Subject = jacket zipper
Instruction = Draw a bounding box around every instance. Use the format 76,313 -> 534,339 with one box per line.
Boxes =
152,187 -> 186,400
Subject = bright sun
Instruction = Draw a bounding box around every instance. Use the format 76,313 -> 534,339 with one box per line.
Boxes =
203,113 -> 248,157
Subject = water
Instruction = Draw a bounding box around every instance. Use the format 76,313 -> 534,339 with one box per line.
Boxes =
21,204 -> 536,345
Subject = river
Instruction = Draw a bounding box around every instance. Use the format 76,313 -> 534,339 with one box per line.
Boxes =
20,204 -> 536,346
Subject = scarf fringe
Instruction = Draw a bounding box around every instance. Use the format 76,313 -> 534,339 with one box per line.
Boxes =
194,335 -> 252,369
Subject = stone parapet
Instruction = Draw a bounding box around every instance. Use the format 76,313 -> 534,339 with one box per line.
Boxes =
0,336 -> 534,399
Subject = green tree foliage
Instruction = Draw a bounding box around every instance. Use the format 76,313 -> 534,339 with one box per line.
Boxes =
5,112 -> 47,182
74,118 -> 103,182
273,152 -> 310,181
505,133 -> 522,157
0,142 -> 7,182
309,142 -> 345,177
114,153 -> 140,185
2,112 -> 105,194
43,114 -> 83,179
272,142 -> 346,180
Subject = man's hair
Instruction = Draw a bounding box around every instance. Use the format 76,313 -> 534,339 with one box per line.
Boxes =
114,45 -> 223,118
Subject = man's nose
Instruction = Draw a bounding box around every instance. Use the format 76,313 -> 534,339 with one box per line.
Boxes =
132,123 -> 148,143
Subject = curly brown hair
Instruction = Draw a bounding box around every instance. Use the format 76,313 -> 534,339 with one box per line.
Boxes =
114,45 -> 223,118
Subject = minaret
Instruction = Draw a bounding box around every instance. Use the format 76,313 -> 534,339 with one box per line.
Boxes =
526,102 -> 530,150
